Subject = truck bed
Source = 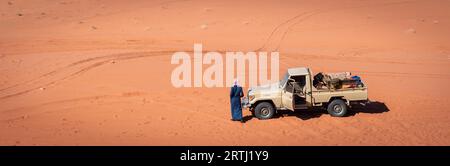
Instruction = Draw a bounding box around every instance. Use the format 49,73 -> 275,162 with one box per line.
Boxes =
312,87 -> 368,104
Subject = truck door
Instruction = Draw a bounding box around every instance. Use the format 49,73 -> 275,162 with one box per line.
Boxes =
305,73 -> 313,106
292,75 -> 308,109
281,80 -> 294,110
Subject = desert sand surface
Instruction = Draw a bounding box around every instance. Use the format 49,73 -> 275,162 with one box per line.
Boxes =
1,0 -> 449,145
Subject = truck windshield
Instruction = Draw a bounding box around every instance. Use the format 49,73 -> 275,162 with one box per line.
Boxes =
279,72 -> 289,87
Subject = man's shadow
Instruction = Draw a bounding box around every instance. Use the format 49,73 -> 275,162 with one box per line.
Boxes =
243,101 -> 390,122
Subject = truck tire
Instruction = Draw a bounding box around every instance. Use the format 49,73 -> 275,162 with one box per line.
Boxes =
327,99 -> 347,117
254,102 -> 275,120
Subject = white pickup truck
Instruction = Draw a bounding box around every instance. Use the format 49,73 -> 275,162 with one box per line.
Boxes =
242,67 -> 368,119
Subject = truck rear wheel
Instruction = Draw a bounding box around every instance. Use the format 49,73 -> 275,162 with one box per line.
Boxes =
254,102 -> 275,120
327,99 -> 347,117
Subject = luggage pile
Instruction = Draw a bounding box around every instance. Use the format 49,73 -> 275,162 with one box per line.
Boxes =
313,72 -> 364,90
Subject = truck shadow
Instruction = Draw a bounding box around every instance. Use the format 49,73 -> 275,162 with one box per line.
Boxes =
348,101 -> 390,116
273,101 -> 390,120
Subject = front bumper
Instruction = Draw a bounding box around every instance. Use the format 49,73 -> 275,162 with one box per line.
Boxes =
241,97 -> 251,109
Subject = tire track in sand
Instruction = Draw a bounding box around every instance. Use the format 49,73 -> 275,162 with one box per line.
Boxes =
0,51 -> 174,100
280,54 -> 450,79
257,0 -> 419,52
0,49 -> 226,100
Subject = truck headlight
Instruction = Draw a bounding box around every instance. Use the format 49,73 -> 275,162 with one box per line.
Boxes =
248,95 -> 255,101
247,88 -> 255,101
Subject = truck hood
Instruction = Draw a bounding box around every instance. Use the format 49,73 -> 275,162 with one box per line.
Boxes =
248,82 -> 281,95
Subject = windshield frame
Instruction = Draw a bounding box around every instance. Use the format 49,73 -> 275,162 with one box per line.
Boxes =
279,72 -> 289,88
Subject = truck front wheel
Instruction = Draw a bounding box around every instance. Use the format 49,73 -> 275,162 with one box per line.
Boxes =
254,102 -> 275,120
327,99 -> 347,117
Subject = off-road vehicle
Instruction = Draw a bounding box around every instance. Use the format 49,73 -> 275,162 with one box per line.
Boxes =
242,67 -> 368,119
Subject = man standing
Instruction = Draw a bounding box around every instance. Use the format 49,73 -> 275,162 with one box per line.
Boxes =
230,79 -> 244,123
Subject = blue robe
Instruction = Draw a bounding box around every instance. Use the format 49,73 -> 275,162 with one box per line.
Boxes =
230,85 -> 244,120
